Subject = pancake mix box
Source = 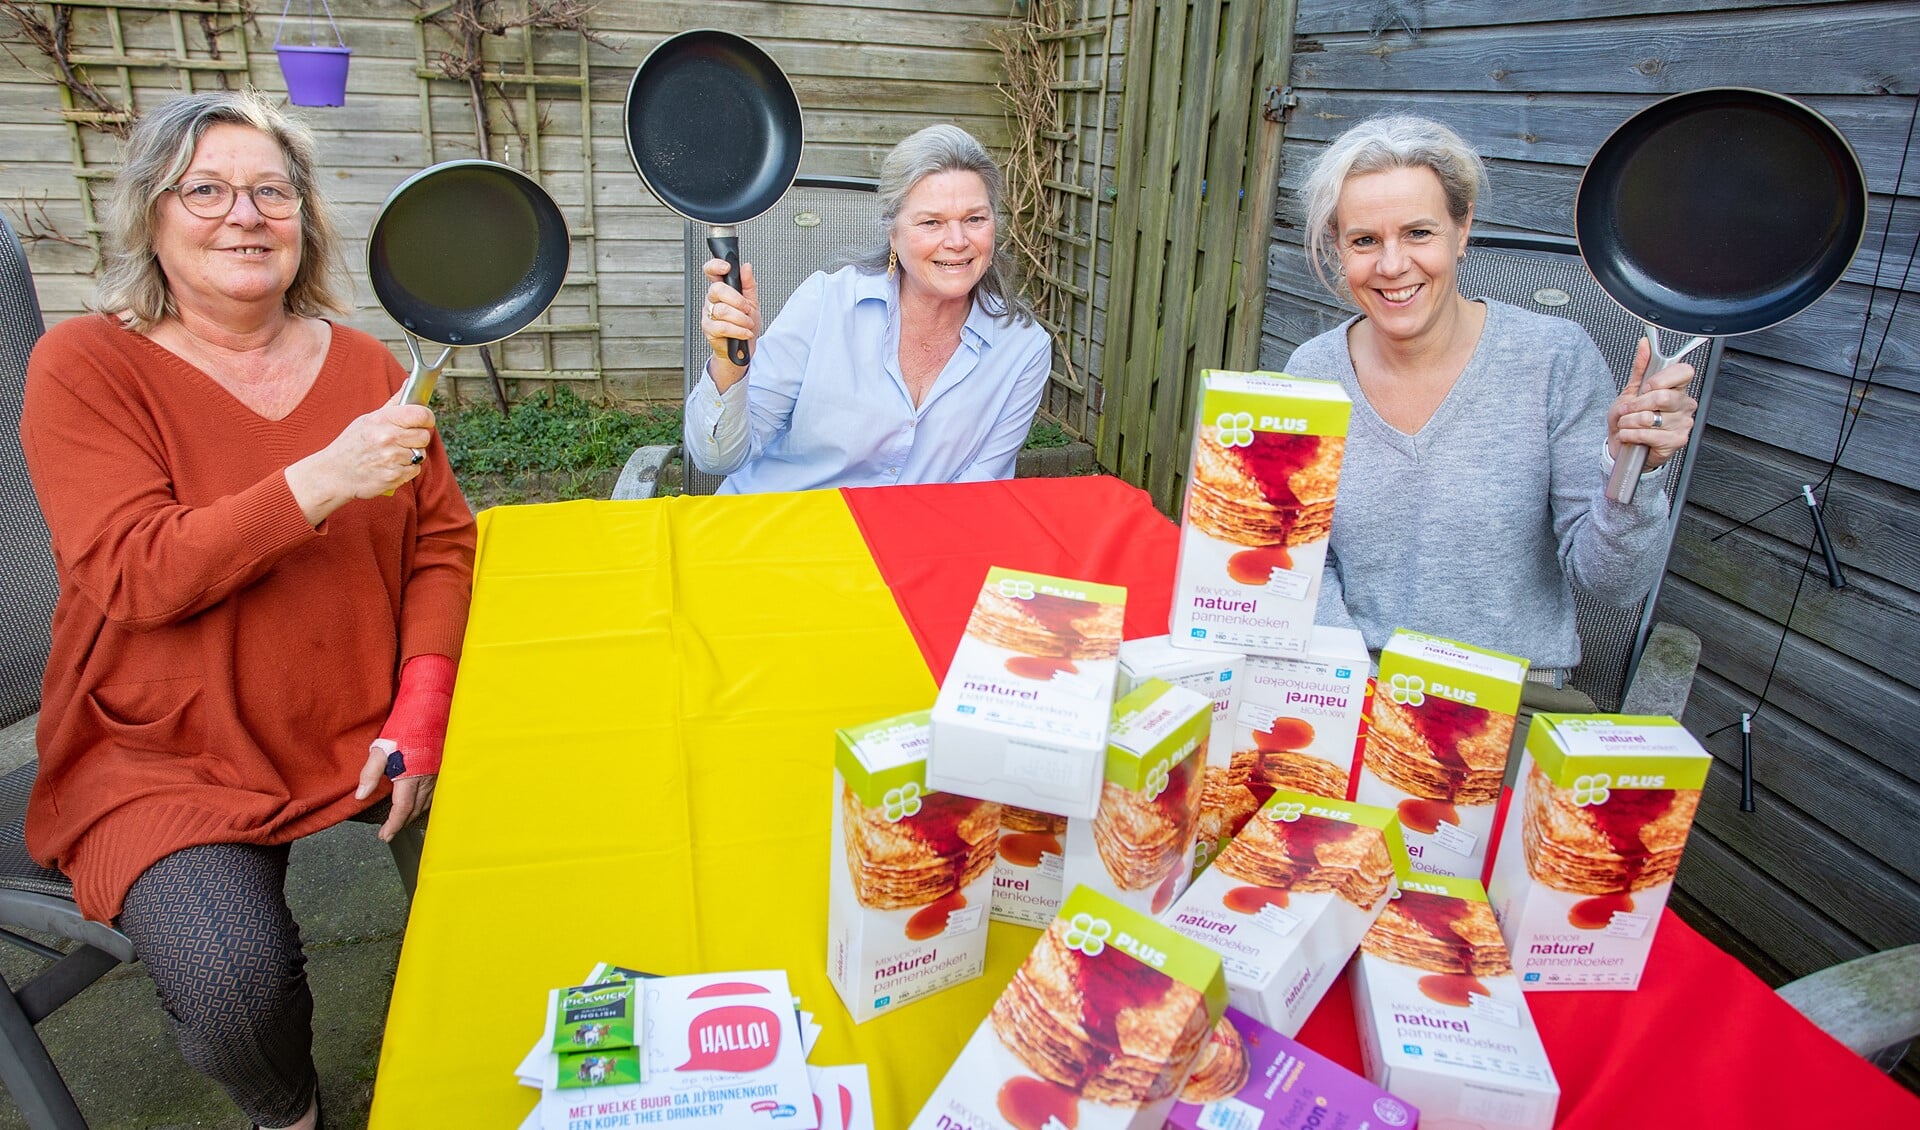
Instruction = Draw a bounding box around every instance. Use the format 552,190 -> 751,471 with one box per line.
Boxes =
1355,631 -> 1528,880
1118,636 -> 1247,880
1063,679 -> 1211,917
1171,371 -> 1351,659
1352,874 -> 1557,1130
1227,625 -> 1371,817
828,711 -> 998,1023
1488,714 -> 1710,991
990,805 -> 1069,926
930,567 -> 1127,819
1164,1007 -> 1419,1129
910,886 -> 1227,1130
1162,790 -> 1405,1036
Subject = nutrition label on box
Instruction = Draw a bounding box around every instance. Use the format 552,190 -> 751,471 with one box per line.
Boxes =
1428,1045 -> 1556,1085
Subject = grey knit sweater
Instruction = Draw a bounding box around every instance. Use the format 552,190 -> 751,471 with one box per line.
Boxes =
1285,299 -> 1669,671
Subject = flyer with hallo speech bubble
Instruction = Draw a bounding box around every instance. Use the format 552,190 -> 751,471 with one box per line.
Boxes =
534,970 -> 817,1129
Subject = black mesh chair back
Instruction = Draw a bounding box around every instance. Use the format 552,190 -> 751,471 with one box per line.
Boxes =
1458,233 -> 1720,711
1,214 -> 56,731
0,213 -> 134,1129
680,176 -> 882,494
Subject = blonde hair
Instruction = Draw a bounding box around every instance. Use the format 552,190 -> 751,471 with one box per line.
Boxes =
94,89 -> 349,328
1301,114 -> 1488,303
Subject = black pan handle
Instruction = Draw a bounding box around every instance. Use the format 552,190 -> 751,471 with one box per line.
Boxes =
707,227 -> 750,367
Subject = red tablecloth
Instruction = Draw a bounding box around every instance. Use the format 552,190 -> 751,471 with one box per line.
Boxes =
843,475 -> 1920,1127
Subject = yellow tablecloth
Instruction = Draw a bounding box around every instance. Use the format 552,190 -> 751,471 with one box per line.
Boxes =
369,491 -> 1035,1127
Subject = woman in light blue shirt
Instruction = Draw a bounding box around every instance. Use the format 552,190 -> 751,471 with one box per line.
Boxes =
685,125 -> 1052,493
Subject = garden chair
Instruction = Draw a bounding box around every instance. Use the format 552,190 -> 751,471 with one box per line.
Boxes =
1777,943 -> 1920,1071
666,175 -> 883,497
0,212 -> 133,1129
1458,233 -> 1720,714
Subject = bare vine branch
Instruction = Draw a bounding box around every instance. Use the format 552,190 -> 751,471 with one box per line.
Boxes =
11,192 -> 88,249
994,0 -> 1071,381
0,1 -> 131,134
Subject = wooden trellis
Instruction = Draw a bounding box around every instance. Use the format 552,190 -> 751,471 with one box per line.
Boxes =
412,4 -> 603,398
39,0 -> 251,262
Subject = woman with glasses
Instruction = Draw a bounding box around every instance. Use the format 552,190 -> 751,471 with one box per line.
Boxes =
19,90 -> 474,1130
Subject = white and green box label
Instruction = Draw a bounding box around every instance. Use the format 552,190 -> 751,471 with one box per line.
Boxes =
981,566 -> 1127,609
1105,678 -> 1210,792
1378,630 -> 1529,716
1396,872 -> 1491,904
836,710 -> 934,810
1199,370 -> 1352,439
1525,713 -> 1712,791
1054,885 -> 1228,1023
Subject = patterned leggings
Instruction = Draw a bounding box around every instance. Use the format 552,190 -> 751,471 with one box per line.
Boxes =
117,842 -> 318,1128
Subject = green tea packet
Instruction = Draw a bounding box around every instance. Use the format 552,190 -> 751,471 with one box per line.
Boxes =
550,979 -> 639,1054
556,1046 -> 644,1090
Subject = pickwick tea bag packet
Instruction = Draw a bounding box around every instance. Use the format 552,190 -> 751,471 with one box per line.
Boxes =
1063,679 -> 1212,917
828,710 -> 997,1023
930,567 -> 1127,819
1171,371 -> 1351,658
1162,790 -> 1405,1036
1165,1006 -> 1419,1129
1117,635 -> 1247,879
1229,625 -> 1371,810
1352,873 -> 1559,1130
910,886 -> 1228,1130
550,979 -> 639,1053
1488,713 -> 1710,991
989,804 -> 1068,926
1355,630 -> 1528,879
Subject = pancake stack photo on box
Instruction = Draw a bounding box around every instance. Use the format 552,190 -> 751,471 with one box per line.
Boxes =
1352,873 -> 1559,1130
1063,679 -> 1211,917
911,887 -> 1227,1130
1356,630 -> 1528,878
1171,371 -> 1351,658
1230,625 -> 1371,804
1163,791 -> 1405,1034
931,567 -> 1127,818
827,710 -> 998,1022
990,804 -> 1069,926
1489,714 -> 1710,990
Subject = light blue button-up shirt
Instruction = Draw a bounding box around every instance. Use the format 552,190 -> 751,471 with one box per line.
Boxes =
684,265 -> 1052,494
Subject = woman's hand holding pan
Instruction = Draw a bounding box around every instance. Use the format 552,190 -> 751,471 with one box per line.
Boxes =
286,387 -> 437,524
701,258 -> 761,391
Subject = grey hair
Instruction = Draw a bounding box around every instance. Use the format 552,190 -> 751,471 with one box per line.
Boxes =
841,124 -> 1034,325
94,88 -> 350,329
1301,114 -> 1488,303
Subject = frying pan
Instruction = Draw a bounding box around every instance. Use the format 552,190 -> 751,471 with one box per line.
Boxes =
1575,87 -> 1867,502
368,160 -> 571,406
624,29 -> 803,366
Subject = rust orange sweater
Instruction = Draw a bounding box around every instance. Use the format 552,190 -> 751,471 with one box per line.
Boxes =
20,315 -> 475,920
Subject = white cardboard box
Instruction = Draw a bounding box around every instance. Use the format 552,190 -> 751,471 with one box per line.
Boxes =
1355,630 -> 1528,880
1170,371 -> 1351,658
1162,790 -> 1404,1036
1488,713 -> 1711,991
1352,873 -> 1560,1130
930,567 -> 1127,819
911,887 -> 1227,1130
827,711 -> 995,1023
1063,679 -> 1212,917
1230,625 -> 1371,805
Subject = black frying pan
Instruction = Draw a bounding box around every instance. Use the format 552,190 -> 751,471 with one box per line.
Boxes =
368,160 -> 571,405
1575,88 -> 1867,502
623,29 -> 803,366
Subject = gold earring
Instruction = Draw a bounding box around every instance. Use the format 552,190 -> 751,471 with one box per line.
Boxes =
887,249 -> 897,279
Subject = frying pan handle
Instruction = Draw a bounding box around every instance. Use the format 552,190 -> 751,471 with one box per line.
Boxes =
1607,323 -> 1710,504
399,333 -> 456,408
707,228 -> 750,367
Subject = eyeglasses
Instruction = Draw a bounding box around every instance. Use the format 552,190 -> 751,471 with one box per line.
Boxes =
164,178 -> 304,220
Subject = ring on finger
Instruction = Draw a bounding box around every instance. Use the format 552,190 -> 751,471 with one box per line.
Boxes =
408,448 -> 424,466
1651,411 -> 1664,430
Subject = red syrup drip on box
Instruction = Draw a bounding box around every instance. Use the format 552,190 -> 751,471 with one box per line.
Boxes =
997,1075 -> 1080,1130
1403,695 -> 1492,797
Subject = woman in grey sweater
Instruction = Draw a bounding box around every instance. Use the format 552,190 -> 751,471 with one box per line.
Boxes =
1285,115 -> 1697,694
